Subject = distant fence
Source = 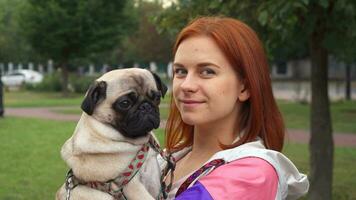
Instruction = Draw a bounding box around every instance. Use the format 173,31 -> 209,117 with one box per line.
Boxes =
0,61 -> 174,78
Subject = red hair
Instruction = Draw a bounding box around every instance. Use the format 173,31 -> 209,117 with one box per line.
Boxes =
165,17 -> 285,152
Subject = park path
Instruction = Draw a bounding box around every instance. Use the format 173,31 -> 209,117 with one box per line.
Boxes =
4,107 -> 356,148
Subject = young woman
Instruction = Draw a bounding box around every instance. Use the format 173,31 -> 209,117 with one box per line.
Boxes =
159,17 -> 309,200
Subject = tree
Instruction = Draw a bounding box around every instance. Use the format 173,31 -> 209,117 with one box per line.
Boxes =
154,0 -> 307,60
0,0 -> 34,63
344,63 -> 352,100
116,1 -> 172,65
328,12 -> 356,101
20,0 -> 134,96
0,72 -> 3,117
259,1 -> 356,199
156,0 -> 356,199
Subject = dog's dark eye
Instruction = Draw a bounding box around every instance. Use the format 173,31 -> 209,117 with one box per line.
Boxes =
119,100 -> 132,110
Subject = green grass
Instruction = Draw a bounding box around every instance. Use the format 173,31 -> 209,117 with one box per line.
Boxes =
283,143 -> 356,200
278,100 -> 310,130
0,117 -> 76,200
154,128 -> 165,145
0,117 -> 355,199
161,94 -> 172,105
279,100 -> 356,133
331,101 -> 356,134
3,91 -> 83,107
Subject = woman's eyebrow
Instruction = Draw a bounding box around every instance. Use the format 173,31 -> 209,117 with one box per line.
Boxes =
196,62 -> 220,68
173,62 -> 185,68
173,62 -> 220,68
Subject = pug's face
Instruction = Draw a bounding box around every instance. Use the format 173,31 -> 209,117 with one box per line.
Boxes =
81,68 -> 167,139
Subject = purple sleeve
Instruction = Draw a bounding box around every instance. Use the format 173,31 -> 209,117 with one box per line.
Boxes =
175,181 -> 214,200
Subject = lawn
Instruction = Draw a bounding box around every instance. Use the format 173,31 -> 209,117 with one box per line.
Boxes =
278,100 -> 356,133
0,117 -> 355,199
0,117 -> 76,199
3,91 -> 83,107
283,142 -> 356,200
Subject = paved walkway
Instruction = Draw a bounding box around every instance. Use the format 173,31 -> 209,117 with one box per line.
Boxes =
4,107 -> 356,148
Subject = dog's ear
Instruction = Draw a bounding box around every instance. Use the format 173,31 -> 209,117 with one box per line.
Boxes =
150,71 -> 168,98
81,81 -> 107,115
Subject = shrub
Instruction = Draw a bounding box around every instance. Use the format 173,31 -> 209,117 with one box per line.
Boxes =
25,73 -> 62,92
69,75 -> 98,93
25,73 -> 99,93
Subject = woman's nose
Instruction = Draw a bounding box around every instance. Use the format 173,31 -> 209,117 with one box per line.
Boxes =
180,74 -> 198,93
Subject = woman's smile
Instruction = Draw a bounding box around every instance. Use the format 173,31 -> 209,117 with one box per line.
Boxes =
179,99 -> 206,109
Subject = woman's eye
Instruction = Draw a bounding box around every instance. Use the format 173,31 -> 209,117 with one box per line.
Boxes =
201,68 -> 216,76
174,68 -> 187,76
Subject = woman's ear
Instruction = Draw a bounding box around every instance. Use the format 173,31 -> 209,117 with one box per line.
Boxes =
238,83 -> 250,102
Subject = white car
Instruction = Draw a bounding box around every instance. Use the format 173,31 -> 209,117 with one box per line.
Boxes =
1,69 -> 44,87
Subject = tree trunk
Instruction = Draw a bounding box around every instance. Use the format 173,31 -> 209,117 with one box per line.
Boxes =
345,63 -> 351,100
60,61 -> 69,97
308,21 -> 334,200
0,73 -> 4,117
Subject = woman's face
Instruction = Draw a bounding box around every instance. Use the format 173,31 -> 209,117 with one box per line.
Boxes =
173,36 -> 249,126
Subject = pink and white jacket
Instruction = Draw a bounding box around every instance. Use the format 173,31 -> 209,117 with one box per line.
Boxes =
159,139 -> 309,200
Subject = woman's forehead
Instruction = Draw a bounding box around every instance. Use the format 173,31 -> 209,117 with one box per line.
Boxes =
174,36 -> 231,68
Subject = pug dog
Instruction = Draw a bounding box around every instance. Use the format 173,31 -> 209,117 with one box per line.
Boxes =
56,68 -> 167,200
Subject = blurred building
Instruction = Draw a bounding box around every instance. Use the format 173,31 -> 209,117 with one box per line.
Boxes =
270,56 -> 356,101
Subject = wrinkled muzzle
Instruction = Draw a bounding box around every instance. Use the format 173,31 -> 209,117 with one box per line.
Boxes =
121,102 -> 160,138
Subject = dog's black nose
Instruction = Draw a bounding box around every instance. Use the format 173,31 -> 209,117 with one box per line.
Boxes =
139,102 -> 154,113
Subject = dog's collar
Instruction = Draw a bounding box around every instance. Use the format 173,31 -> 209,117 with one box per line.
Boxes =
65,141 -> 150,200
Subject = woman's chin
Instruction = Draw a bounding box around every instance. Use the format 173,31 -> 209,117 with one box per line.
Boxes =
181,115 -> 206,126
181,118 -> 194,125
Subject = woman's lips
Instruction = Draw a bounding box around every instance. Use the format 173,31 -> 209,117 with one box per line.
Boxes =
179,99 -> 205,108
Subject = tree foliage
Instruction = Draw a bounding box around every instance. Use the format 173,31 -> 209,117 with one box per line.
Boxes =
259,0 -> 356,62
20,0 -> 134,95
0,0 -> 34,63
20,0 -> 132,61
117,1 -> 173,65
154,0 -> 308,61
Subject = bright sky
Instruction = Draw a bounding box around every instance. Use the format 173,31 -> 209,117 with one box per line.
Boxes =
143,0 -> 176,8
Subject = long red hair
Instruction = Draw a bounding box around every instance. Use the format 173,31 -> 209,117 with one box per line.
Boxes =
165,17 -> 285,152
